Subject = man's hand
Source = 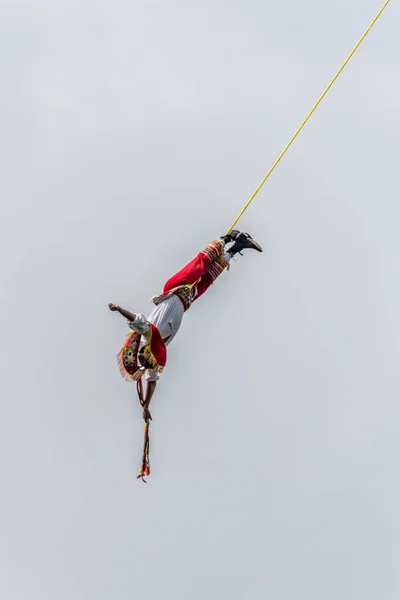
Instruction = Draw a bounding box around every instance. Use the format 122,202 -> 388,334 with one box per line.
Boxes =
142,408 -> 152,422
109,304 -> 137,321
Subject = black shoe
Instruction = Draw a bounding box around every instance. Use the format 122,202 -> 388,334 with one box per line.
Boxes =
227,232 -> 263,256
220,230 -> 241,245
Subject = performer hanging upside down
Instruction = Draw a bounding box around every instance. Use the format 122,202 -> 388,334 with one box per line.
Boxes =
109,231 -> 262,420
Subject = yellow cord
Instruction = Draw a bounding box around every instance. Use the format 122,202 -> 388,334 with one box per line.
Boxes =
226,0 -> 391,234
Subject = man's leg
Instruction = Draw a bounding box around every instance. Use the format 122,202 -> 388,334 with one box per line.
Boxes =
163,239 -> 225,293
194,232 -> 264,301
194,253 -> 231,300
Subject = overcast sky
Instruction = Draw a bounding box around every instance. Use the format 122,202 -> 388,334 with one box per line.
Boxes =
1,1 -> 399,598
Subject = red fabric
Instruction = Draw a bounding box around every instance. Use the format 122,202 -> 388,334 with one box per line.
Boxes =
149,324 -> 167,367
195,271 -> 214,300
163,252 -> 212,294
162,240 -> 225,305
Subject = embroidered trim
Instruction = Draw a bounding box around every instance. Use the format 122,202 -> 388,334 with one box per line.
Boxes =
200,239 -> 225,263
116,331 -> 145,382
207,261 -> 225,281
152,284 -> 194,312
116,329 -> 164,382
174,285 -> 194,311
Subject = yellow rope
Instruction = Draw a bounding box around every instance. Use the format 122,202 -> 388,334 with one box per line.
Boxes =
226,0 -> 391,234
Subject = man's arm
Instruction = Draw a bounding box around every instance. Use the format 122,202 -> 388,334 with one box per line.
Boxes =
108,303 -> 137,322
109,303 -> 156,420
142,381 -> 156,421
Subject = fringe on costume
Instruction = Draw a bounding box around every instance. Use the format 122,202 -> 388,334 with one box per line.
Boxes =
200,239 -> 225,263
141,326 -> 164,373
207,261 -> 224,281
206,254 -> 231,281
116,329 -> 163,383
116,331 -> 145,382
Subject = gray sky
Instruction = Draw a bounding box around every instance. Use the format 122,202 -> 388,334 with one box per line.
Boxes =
1,0 -> 399,598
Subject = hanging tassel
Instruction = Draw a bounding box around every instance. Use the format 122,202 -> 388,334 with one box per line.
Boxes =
137,420 -> 150,482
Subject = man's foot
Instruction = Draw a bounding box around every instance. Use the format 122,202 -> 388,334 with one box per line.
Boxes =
220,230 -> 241,245
227,232 -> 263,256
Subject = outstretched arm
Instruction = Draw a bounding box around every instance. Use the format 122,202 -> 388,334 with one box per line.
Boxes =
108,303 -> 137,322
142,380 -> 157,421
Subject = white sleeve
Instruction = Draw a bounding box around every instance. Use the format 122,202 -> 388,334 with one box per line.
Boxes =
128,313 -> 151,336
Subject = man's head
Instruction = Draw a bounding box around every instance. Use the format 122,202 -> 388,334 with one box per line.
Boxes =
138,346 -> 155,370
